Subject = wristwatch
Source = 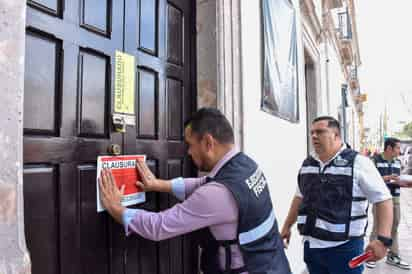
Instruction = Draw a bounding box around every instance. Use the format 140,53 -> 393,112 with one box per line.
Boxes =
377,235 -> 393,247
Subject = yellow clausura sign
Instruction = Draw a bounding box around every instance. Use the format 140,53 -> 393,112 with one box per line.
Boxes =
114,51 -> 135,115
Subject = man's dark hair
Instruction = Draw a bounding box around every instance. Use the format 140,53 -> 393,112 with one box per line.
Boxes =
384,137 -> 400,151
184,108 -> 234,144
312,116 -> 341,136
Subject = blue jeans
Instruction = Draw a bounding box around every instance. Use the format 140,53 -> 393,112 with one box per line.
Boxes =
304,239 -> 364,274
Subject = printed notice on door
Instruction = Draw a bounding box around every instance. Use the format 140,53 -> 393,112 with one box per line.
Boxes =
96,155 -> 146,212
114,51 -> 135,115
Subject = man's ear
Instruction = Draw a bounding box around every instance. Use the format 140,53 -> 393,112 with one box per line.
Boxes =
204,134 -> 214,150
334,129 -> 340,139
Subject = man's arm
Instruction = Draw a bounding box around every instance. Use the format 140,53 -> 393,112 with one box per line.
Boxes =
366,199 -> 393,261
100,169 -> 238,241
374,199 -> 393,238
136,160 -> 205,200
135,160 -> 173,193
280,195 -> 302,248
126,182 -> 237,241
396,174 -> 412,188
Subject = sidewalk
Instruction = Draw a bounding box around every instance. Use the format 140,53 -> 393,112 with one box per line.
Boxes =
364,188 -> 412,273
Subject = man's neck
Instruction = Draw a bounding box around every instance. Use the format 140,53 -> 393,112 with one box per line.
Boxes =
383,151 -> 394,161
210,144 -> 235,168
318,144 -> 343,163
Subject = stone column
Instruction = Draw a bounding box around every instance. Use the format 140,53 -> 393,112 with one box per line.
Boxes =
196,0 -> 218,108
0,0 -> 31,273
196,0 -> 244,150
216,0 -> 243,150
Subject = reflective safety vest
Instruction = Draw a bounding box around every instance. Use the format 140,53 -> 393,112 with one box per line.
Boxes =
297,149 -> 368,241
200,152 -> 291,274
373,154 -> 401,197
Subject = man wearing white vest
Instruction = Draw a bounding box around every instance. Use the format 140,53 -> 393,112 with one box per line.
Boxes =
281,116 -> 393,274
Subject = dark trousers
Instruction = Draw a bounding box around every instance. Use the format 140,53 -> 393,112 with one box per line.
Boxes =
304,239 -> 364,274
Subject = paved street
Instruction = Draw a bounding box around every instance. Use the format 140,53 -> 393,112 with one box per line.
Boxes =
364,188 -> 412,273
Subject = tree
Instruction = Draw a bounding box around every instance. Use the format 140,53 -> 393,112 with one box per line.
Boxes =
402,121 -> 412,138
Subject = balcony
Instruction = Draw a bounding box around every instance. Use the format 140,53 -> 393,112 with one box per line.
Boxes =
337,10 -> 352,40
340,43 -> 353,65
355,102 -> 363,114
354,93 -> 367,104
336,9 -> 354,65
349,66 -> 359,89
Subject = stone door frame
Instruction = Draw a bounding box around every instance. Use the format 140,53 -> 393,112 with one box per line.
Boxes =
197,0 -> 244,150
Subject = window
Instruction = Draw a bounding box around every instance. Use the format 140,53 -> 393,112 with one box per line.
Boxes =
261,0 -> 299,122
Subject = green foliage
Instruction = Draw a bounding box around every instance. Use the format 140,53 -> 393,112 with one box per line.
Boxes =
402,121 -> 412,138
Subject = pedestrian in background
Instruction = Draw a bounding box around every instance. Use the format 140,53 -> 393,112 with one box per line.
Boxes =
366,137 -> 410,270
281,116 -> 393,274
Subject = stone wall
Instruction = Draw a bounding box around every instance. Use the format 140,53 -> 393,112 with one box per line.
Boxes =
196,0 -> 243,149
196,0 -> 218,108
0,0 -> 31,273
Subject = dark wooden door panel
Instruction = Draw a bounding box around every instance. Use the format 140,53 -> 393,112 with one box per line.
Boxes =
139,0 -> 158,54
23,166 -> 59,274
24,0 -> 196,273
166,78 -> 184,140
24,29 -> 62,136
78,49 -> 111,138
137,68 -> 159,139
78,165 -> 111,274
28,0 -> 62,16
80,0 -> 111,36
166,3 -> 184,66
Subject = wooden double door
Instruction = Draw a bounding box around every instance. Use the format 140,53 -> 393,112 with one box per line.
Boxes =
23,0 -> 197,273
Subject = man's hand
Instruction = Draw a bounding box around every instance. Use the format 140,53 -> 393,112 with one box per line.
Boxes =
397,181 -> 409,187
371,199 -> 392,260
365,240 -> 388,261
391,175 -> 400,183
281,196 -> 302,249
382,175 -> 390,182
136,160 -> 171,193
388,175 -> 411,187
397,175 -> 412,188
99,168 -> 125,208
280,225 -> 292,249
383,175 -> 399,183
99,168 -> 125,223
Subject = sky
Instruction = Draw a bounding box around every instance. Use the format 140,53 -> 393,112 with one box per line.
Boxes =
355,0 -> 412,135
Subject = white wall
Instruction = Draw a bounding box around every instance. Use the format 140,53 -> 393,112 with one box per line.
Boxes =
319,42 -> 331,115
346,94 -> 361,150
240,0 -> 308,272
322,41 -> 363,149
326,41 -> 345,119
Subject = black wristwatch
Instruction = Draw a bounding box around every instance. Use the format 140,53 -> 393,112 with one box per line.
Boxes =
377,235 -> 393,247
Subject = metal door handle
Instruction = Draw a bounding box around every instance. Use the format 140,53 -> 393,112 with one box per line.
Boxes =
108,144 -> 121,155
